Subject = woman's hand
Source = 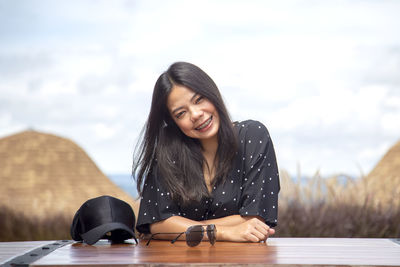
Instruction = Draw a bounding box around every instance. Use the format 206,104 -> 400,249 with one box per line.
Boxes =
217,217 -> 275,242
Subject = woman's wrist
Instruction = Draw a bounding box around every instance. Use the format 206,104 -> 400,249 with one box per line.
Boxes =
215,225 -> 228,241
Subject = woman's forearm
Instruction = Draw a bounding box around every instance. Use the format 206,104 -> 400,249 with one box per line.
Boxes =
148,215 -> 224,241
149,216 -> 198,240
148,214 -> 266,241
202,214 -> 257,226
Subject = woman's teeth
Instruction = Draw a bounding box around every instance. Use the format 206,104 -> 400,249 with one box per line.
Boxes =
196,116 -> 212,130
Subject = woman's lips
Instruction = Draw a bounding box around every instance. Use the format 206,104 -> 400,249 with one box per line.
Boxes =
195,116 -> 213,131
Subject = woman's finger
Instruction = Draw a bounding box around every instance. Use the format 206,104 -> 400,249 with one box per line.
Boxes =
252,229 -> 267,241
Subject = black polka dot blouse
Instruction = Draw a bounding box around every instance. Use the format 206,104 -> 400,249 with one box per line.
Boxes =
136,120 -> 280,234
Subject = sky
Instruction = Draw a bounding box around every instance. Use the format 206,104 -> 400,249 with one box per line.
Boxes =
1,0 -> 400,178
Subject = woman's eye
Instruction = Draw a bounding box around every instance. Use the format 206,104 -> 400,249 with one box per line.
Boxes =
176,111 -> 185,119
195,96 -> 204,104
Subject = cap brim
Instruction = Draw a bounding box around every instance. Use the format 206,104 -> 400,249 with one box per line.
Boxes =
81,222 -> 135,245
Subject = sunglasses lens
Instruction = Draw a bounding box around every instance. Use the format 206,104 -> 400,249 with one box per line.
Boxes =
186,225 -> 203,247
206,225 -> 216,245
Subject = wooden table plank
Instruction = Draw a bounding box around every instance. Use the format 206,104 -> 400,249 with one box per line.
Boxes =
2,238 -> 399,266
0,240 -> 53,265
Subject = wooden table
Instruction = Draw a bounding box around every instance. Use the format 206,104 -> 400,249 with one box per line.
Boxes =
1,238 -> 400,266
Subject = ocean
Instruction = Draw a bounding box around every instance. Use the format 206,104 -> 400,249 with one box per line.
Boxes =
108,174 -> 138,198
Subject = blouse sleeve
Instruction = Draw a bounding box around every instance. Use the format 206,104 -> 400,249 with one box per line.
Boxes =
238,121 -> 280,227
136,166 -> 180,234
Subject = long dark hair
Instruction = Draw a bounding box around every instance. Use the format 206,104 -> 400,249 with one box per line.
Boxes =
133,62 -> 237,204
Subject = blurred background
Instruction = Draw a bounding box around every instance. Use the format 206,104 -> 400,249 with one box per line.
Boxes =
1,0 -> 399,241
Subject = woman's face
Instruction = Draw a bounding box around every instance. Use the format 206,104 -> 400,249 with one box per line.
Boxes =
167,85 -> 220,144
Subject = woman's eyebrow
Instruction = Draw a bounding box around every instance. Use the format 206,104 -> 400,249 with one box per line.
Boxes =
171,93 -> 199,114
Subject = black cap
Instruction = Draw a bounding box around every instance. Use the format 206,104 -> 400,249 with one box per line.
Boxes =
71,195 -> 137,245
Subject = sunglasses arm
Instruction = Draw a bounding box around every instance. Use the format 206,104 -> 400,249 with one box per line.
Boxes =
146,233 -> 161,246
171,232 -> 185,244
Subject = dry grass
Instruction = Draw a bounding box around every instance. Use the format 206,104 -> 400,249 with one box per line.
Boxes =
275,170 -> 400,237
0,205 -> 71,241
1,169 -> 399,241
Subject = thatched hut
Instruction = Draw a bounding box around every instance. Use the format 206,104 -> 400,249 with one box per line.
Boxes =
363,139 -> 400,206
0,130 -> 138,220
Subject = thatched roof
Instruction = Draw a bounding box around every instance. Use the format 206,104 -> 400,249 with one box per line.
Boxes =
0,130 -> 138,219
363,139 -> 400,205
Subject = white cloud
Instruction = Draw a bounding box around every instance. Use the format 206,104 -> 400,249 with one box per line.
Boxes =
1,0 -> 400,177
92,123 -> 118,140
382,112 -> 400,136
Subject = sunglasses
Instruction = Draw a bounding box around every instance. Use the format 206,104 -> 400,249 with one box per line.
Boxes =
146,224 -> 216,247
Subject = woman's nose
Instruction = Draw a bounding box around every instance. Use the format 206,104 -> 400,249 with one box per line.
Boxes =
190,107 -> 203,122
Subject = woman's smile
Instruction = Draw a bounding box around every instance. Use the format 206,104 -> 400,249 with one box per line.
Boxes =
195,116 -> 213,131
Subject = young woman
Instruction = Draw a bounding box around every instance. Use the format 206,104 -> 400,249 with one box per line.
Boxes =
133,62 -> 280,243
